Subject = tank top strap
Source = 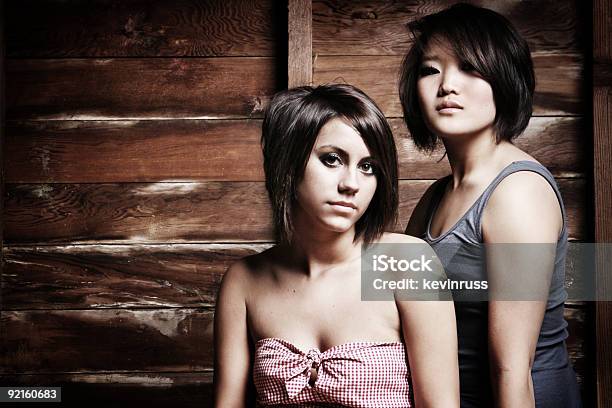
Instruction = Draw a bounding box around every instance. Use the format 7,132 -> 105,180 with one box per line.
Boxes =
472,160 -> 567,241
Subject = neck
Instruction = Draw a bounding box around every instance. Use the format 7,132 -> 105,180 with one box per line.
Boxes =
286,209 -> 362,279
441,127 -> 502,187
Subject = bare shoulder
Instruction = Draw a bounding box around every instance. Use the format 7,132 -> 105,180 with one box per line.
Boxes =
380,232 -> 427,245
483,168 -> 562,242
220,246 -> 277,294
487,169 -> 559,211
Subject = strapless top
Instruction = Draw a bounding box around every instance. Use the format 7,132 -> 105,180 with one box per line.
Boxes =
253,337 -> 413,407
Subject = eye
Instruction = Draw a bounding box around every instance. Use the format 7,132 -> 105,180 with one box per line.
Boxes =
320,152 -> 342,167
359,161 -> 376,175
419,65 -> 439,77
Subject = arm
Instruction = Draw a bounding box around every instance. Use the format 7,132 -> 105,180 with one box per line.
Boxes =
396,291 -> 459,406
214,261 -> 252,408
482,172 -> 563,408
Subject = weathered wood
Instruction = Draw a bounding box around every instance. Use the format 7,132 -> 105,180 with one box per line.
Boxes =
5,0 -> 283,58
288,0 -> 313,87
1,242 -> 591,311
594,86 -> 612,408
4,117 -> 584,183
3,179 -> 585,244
313,53 -> 584,116
312,0 -> 585,56
0,307 -> 586,385
594,0 -> 612,62
0,309 -> 214,374
2,244 -> 271,310
0,372 -> 213,408
4,119 -> 265,183
5,58 -> 279,120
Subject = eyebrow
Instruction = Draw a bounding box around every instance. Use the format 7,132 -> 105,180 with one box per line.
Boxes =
421,54 -> 440,62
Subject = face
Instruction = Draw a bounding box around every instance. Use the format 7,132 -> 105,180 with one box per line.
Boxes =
295,118 -> 378,236
416,39 -> 496,139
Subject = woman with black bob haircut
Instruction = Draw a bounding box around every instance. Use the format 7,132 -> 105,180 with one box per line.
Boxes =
401,3 -> 581,408
214,83 -> 459,407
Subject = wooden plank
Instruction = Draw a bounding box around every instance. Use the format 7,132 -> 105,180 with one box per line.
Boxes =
5,58 -> 279,120
0,372 -> 213,408
313,53 -> 584,116
0,309 -> 214,374
312,0 -> 585,56
1,242 -> 591,311
594,0 -> 612,61
4,119 -> 264,183
1,244 -> 271,310
5,0 -> 282,58
288,0 -> 313,87
0,307 -> 586,384
4,179 -> 585,244
4,117 -> 584,183
594,86 -> 612,408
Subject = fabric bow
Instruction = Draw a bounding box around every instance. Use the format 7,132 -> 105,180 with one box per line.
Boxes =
284,349 -> 322,399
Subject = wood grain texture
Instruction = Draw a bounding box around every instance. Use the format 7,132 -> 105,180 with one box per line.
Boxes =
288,0 -> 313,87
594,0 -> 612,61
1,243 -> 590,311
312,0 -> 585,56
3,179 -> 585,244
594,86 -> 612,408
313,53 -> 584,116
5,0 -> 283,57
0,307 -> 587,386
4,117 -> 584,183
5,58 -> 280,120
2,244 -> 271,310
4,119 -> 265,183
0,372 -> 213,408
0,308 -> 214,373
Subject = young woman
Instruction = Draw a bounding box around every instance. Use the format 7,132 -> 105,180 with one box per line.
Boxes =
214,84 -> 459,407
400,4 -> 582,408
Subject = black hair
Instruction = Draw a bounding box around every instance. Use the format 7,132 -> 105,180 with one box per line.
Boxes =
261,83 -> 398,246
399,3 -> 535,151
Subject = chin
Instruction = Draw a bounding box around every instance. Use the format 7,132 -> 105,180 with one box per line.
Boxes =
319,216 -> 356,233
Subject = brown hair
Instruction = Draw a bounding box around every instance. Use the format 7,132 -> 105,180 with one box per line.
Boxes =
261,84 -> 398,245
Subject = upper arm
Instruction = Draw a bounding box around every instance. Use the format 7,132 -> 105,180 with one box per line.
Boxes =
482,172 -> 562,373
383,234 -> 458,406
405,179 -> 446,237
396,292 -> 459,406
214,261 -> 252,408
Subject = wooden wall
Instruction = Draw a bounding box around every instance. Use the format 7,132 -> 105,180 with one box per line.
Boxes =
1,1 -> 284,406
1,0 -> 595,406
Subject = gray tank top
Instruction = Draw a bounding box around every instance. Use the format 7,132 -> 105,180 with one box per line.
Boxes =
423,160 -> 570,403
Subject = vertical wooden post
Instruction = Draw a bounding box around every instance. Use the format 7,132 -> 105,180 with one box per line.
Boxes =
288,0 -> 312,87
593,0 -> 612,406
1,0 -> 4,290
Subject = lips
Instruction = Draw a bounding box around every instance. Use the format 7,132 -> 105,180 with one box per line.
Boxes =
436,100 -> 463,111
328,201 -> 358,210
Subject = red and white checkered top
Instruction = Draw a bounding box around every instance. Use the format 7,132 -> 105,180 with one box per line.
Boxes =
253,337 -> 413,407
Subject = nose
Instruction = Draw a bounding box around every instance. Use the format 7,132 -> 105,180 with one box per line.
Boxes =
438,67 -> 460,96
338,167 -> 359,195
